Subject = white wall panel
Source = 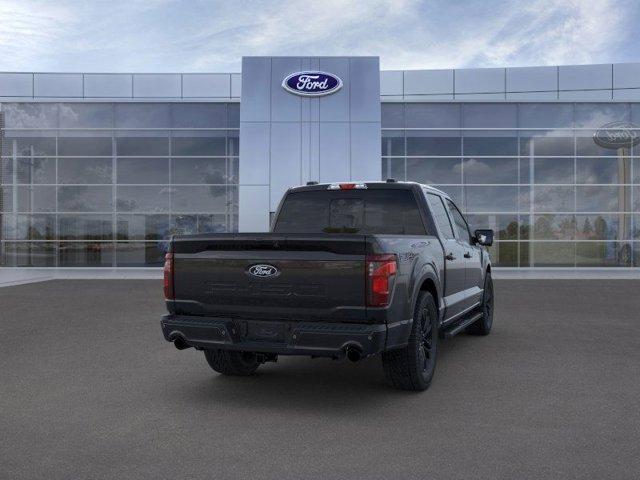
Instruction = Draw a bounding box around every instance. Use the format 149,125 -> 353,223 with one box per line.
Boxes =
183,74 -> 230,97
0,73 -> 32,97
350,122 -> 381,181
319,57 -> 349,122
380,71 -> 403,96
133,74 -> 181,97
238,122 -> 270,184
238,185 -> 270,232
34,74 -> 82,97
404,69 -> 453,95
506,66 -> 556,92
559,64 -> 611,91
270,122 -> 302,210
613,63 -> 640,89
319,122 -> 350,183
455,68 -> 504,94
84,74 -> 132,97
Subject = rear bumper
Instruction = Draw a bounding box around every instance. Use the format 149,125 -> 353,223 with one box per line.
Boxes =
160,314 -> 404,358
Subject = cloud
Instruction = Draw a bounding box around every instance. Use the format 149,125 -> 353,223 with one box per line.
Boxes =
0,0 -> 636,72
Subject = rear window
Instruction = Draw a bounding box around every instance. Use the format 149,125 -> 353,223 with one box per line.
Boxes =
273,189 -> 426,235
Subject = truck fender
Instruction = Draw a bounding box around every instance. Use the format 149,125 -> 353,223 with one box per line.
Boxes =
409,263 -> 443,326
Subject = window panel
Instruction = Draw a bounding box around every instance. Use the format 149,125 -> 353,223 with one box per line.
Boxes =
446,198 -> 471,243
576,214 -> 630,241
58,242 -> 114,267
381,130 -> 404,156
16,157 -> 55,184
533,214 -> 576,240
533,186 -> 575,212
116,136 -> 168,156
534,158 -> 574,184
576,135 -> 629,156
465,214 -> 518,240
58,186 -> 112,212
463,104 -> 516,128
406,131 -> 461,156
115,242 -> 166,267
485,241 -> 518,267
531,242 -> 575,267
434,185 -> 463,208
576,186 -> 630,212
1,158 -> 12,183
381,158 -> 405,181
407,158 -> 461,184
170,214 -> 228,235
2,242 -> 56,267
406,104 -> 460,128
58,103 -> 113,128
17,185 -> 56,212
58,158 -> 112,184
171,158 -> 227,184
463,186 -> 518,213
633,158 -> 640,183
171,134 -> 226,156
576,157 -> 629,184
518,104 -> 573,129
462,157 -> 517,184
116,214 -> 170,240
114,104 -> 170,128
381,103 -> 404,128
116,158 -> 169,184
2,103 -> 58,128
574,103 -> 630,128
519,134 -> 574,156
170,103 -> 227,128
227,130 -> 239,157
463,135 -> 518,156
2,136 -> 56,156
171,186 -> 229,213
58,137 -> 113,156
1,186 -> 12,211
228,103 -> 240,127
58,214 -> 113,240
14,214 -> 55,240
116,186 -> 170,212
576,242 -> 632,267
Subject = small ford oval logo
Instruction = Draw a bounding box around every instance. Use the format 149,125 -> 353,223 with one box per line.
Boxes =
282,71 -> 343,97
593,121 -> 640,149
248,264 -> 280,278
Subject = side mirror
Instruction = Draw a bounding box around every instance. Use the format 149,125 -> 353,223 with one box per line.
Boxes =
474,229 -> 494,247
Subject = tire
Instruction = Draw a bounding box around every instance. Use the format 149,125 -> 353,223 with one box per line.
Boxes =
467,272 -> 494,335
381,291 -> 438,391
204,349 -> 260,376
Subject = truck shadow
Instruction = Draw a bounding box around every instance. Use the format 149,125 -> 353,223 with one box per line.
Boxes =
176,339 -> 463,415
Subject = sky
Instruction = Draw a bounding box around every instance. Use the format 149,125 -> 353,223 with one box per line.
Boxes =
0,0 -> 638,73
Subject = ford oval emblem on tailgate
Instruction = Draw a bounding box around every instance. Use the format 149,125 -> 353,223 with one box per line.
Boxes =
248,264 -> 280,278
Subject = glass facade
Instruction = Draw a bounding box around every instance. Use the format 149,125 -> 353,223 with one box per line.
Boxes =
0,102 -> 239,267
382,103 -> 640,268
1,100 -> 639,269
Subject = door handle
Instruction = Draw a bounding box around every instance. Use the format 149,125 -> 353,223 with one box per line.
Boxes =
445,253 -> 456,261
464,252 -> 472,258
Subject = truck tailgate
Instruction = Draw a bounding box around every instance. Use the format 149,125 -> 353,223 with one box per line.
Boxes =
171,234 -> 367,322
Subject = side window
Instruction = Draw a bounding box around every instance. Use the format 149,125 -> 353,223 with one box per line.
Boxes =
426,193 -> 454,239
446,199 -> 471,243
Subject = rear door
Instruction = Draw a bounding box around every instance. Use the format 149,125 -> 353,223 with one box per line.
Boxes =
425,193 -> 467,320
445,198 -> 483,308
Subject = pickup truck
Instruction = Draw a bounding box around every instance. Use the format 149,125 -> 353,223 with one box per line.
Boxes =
161,180 -> 494,391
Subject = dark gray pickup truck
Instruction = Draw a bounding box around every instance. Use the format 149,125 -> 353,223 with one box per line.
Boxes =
161,180 -> 494,391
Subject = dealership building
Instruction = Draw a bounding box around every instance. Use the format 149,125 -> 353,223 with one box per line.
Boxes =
1,57 -> 639,270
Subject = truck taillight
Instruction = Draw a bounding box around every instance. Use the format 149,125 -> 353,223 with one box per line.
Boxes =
163,252 -> 174,300
366,254 -> 397,307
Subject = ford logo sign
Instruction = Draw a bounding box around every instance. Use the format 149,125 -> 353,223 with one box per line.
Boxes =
282,71 -> 343,97
248,264 -> 280,278
593,121 -> 640,149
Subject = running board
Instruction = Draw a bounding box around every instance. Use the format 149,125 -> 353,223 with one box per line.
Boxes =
441,312 -> 483,338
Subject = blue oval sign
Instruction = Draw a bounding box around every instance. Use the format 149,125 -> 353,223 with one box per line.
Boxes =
593,121 -> 640,149
282,71 -> 343,97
